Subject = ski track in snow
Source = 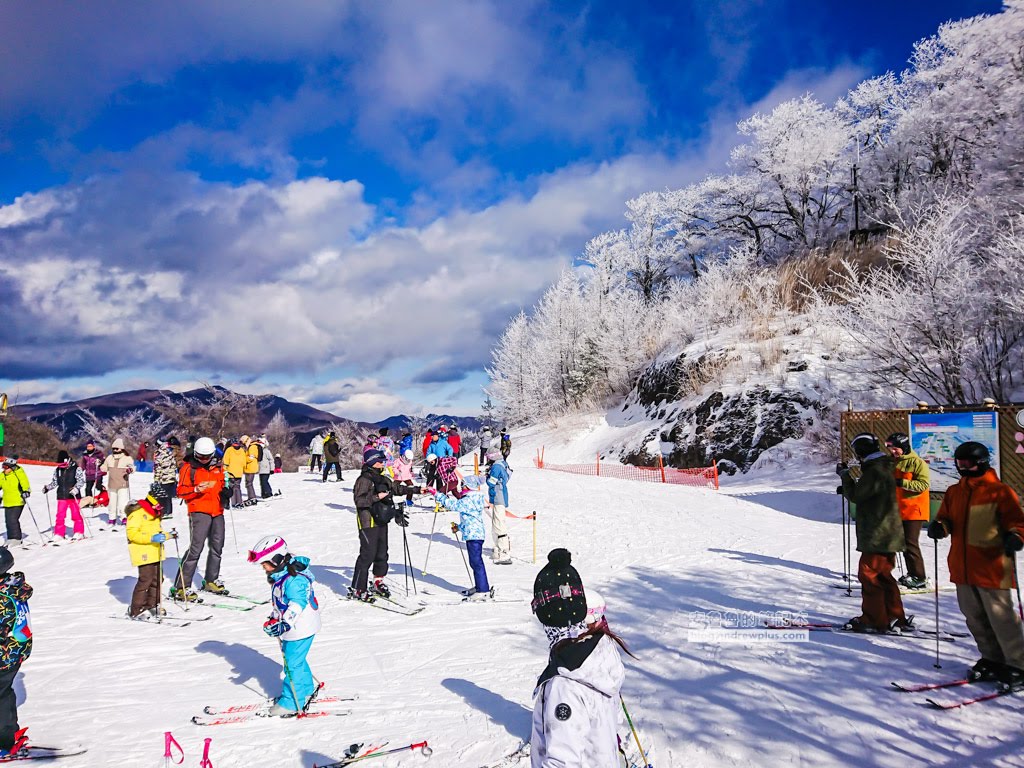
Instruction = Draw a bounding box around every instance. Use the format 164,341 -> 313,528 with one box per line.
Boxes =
10,460 -> 1024,767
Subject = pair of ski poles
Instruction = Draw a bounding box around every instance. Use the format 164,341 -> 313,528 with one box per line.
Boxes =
422,501 -> 471,583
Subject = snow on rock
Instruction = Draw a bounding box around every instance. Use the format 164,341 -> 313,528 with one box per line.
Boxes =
8,457 -> 1021,767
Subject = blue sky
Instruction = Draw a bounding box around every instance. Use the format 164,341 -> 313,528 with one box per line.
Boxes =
0,0 -> 1002,421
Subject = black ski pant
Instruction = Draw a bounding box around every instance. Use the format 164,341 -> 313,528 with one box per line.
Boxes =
351,525 -> 388,593
309,454 -> 323,471
131,562 -> 161,616
0,664 -> 20,751
322,461 -> 343,482
84,478 -> 103,496
178,512 -> 225,590
3,506 -> 23,542
160,482 -> 176,516
424,462 -> 437,488
259,473 -> 273,498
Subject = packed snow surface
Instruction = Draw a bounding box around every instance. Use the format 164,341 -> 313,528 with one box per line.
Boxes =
11,456 -> 1024,767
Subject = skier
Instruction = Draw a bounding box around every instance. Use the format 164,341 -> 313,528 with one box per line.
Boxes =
838,433 -> 908,633
885,432 -> 930,589
173,437 -> 229,600
274,454 -> 283,473
435,475 -> 490,599
242,436 -> 260,503
0,459 -> 31,548
376,428 -> 395,466
322,432 -> 343,483
485,449 -> 512,564
101,438 -> 134,526
432,427 -> 454,459
928,441 -> 1024,687
448,425 -> 461,457
392,449 -> 417,508
398,432 -> 413,459
258,435 -> 275,498
135,441 -> 148,472
435,455 -> 460,494
42,451 -> 85,541
79,440 -> 105,497
500,428 -> 512,461
529,549 -> 627,767
308,431 -> 325,473
0,546 -> 33,759
349,450 -> 426,600
152,437 -> 181,517
421,429 -> 434,461
222,437 -> 247,508
125,485 -> 175,620
479,426 -> 494,465
248,536 -> 322,716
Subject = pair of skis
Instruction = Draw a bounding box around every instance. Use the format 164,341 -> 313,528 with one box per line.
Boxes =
763,621 -> 964,643
891,678 -> 1022,709
343,591 -> 426,617
193,686 -> 357,726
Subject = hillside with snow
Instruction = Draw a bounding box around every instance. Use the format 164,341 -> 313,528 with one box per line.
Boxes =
9,446 -> 1024,767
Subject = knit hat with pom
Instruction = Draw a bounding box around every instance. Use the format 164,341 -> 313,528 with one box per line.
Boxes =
532,548 -> 587,628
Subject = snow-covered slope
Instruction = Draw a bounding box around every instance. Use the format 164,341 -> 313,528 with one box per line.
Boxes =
9,460 -> 1022,767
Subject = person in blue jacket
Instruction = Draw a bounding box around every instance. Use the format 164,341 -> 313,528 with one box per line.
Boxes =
485,449 -> 512,564
398,432 -> 413,458
432,427 -> 454,458
435,476 -> 491,600
248,535 -> 322,716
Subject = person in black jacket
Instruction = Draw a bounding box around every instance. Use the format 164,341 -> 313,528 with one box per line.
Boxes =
322,432 -> 343,483
348,450 -> 429,601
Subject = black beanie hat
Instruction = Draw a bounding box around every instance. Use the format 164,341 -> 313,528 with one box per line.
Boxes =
0,547 -> 13,576
57,449 -> 70,463
532,548 -> 587,627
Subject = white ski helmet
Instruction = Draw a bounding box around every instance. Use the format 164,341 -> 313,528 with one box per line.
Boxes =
403,449 -> 413,460
193,437 -> 216,458
585,589 -> 606,625
426,452 -> 438,463
248,535 -> 289,565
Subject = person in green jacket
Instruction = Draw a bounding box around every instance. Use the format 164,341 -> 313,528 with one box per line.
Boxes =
839,432 -> 908,633
0,459 -> 31,548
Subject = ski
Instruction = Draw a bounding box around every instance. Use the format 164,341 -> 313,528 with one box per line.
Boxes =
108,614 -> 209,627
925,688 -> 1019,709
313,742 -> 389,767
480,740 -> 530,767
767,621 -> 967,639
203,695 -> 356,716
831,626 -> 957,643
192,708 -> 351,726
891,679 -> 973,692
0,745 -> 88,762
201,601 -> 256,612
342,595 -> 425,617
213,592 -> 270,606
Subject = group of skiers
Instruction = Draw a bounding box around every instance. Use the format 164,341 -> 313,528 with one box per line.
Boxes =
839,431 -> 1024,689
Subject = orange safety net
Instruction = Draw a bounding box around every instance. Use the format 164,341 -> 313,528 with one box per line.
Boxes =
534,448 -> 718,490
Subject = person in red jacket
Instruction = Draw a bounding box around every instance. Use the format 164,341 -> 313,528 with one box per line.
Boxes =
448,425 -> 461,457
929,442 -> 1024,689
421,430 -> 433,460
172,437 -> 229,601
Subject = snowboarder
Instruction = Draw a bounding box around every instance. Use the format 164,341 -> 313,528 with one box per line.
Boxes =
308,431 -> 325,473
101,438 -> 134,526
125,485 -> 175,619
42,451 -> 85,541
0,459 -> 31,548
349,450 -> 426,600
928,441 -> 1024,687
485,449 -> 512,564
173,437 -> 229,600
322,432 -> 343,483
79,440 -> 105,497
248,535 -> 322,716
838,432 -> 908,633
0,547 -> 33,759
435,475 -> 490,599
529,549 -> 627,766
885,432 -> 930,589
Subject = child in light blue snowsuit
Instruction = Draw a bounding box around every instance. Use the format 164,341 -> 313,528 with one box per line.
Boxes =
250,536 -> 322,715
436,476 -> 490,598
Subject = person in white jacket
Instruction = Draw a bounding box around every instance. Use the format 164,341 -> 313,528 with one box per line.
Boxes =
101,437 -> 135,526
308,432 -> 325,473
530,549 -> 629,768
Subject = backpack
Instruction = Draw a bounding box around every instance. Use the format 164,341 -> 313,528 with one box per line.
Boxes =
251,443 -> 264,463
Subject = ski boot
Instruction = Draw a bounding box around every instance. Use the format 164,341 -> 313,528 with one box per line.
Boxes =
126,609 -> 151,622
347,587 -> 374,602
369,579 -> 391,599
169,586 -> 200,603
202,579 -> 229,595
967,658 -> 1004,682
999,665 -> 1024,692
149,605 -> 168,618
0,727 -> 30,759
888,614 -> 915,634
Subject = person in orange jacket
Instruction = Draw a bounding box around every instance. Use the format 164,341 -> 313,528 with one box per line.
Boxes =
885,432 -> 931,589
173,437 -> 229,600
928,441 -> 1024,689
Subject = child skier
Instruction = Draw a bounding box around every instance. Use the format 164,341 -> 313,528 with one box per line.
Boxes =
42,451 -> 86,541
392,449 -> 417,508
485,449 -> 512,564
248,536 -> 322,716
125,485 -> 175,620
0,546 -> 33,759
435,475 -> 491,600
530,549 -> 628,767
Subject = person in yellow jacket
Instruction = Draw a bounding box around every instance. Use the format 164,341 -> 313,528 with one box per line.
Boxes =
0,459 -> 31,548
885,432 -> 931,589
241,435 -> 260,504
222,437 -> 247,508
125,484 -> 176,620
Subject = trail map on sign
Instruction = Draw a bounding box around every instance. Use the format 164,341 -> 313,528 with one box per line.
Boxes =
909,411 -> 1000,491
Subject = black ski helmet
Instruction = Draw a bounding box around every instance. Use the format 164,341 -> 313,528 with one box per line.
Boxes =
953,441 -> 990,477
850,432 -> 880,460
0,547 -> 13,576
885,432 -> 911,454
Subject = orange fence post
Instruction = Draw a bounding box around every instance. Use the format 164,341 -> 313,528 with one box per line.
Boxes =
596,453 -> 600,477
658,454 -> 666,483
712,462 -> 719,490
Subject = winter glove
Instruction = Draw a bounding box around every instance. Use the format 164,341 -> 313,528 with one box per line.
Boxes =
422,486 -> 437,496
42,486 -> 50,495
450,522 -> 459,535
927,521 -> 949,540
20,491 -> 29,501
393,509 -> 410,527
1004,532 -> 1024,557
263,617 -> 291,638
835,462 -> 849,477
151,533 -> 167,543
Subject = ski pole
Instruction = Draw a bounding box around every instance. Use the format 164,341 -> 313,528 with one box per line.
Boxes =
199,737 -> 213,768
277,636 -> 307,715
163,731 -> 184,767
620,695 -> 652,768
44,492 -> 54,531
1014,554 -> 1024,622
23,501 -> 52,545
227,505 -> 239,554
452,525 -> 473,582
315,741 -> 432,767
422,503 -> 440,575
172,529 -> 189,612
401,525 -> 417,597
933,538 -> 941,670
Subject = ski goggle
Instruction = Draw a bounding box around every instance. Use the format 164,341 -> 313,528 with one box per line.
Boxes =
247,540 -> 284,564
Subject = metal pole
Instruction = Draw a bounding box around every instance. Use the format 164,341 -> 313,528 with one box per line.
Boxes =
1014,555 -> 1024,622
23,501 -> 52,546
422,503 -> 440,576
933,540 -> 942,669
171,529 -> 189,612
620,694 -> 652,768
401,525 -> 417,596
